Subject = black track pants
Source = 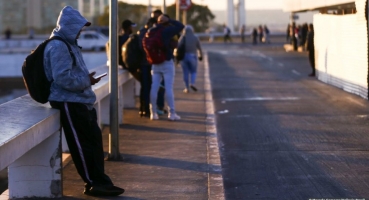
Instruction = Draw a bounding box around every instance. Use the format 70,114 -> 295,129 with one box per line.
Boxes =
50,101 -> 113,187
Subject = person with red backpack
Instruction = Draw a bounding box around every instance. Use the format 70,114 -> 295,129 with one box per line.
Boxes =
143,14 -> 184,121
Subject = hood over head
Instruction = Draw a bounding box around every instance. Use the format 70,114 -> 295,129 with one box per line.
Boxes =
184,25 -> 194,36
51,6 -> 91,43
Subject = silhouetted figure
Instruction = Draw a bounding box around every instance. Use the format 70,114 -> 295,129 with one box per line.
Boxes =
263,25 -> 270,44
306,24 -> 315,76
252,28 -> 258,45
291,22 -> 298,51
223,24 -> 232,43
4,28 -> 11,39
300,23 -> 308,49
258,25 -> 263,43
240,25 -> 246,43
28,27 -> 35,39
286,24 -> 291,43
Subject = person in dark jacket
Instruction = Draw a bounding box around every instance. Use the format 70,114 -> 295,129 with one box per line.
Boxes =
306,23 -> 315,77
252,28 -> 258,45
137,17 -> 156,117
119,19 -> 136,68
148,14 -> 184,121
44,6 -> 124,196
105,19 -> 136,68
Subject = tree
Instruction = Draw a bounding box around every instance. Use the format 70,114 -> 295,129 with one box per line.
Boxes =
97,1 -> 215,33
97,1 -> 149,31
167,3 -> 215,32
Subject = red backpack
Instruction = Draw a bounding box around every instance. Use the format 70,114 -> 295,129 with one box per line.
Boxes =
142,26 -> 166,64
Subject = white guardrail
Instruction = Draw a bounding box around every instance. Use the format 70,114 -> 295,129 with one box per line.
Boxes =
0,66 -> 135,198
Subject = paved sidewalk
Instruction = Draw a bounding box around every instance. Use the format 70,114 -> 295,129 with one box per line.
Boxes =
61,55 -> 224,199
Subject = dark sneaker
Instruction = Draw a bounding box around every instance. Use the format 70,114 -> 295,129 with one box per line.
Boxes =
86,185 -> 125,196
190,85 -> 198,92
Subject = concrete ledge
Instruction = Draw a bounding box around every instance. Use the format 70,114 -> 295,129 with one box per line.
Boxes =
0,96 -> 60,171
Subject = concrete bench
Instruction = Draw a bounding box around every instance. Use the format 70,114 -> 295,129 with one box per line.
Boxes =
0,66 -> 135,199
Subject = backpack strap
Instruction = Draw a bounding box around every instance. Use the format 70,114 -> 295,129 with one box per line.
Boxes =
49,36 -> 76,65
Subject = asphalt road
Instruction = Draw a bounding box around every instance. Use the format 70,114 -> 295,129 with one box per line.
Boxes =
206,42 -> 369,199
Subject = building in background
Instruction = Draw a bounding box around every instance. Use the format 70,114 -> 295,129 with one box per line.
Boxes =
0,0 -> 108,35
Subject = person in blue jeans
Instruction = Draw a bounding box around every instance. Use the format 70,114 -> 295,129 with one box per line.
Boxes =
149,15 -> 184,121
138,17 -> 166,117
178,25 -> 203,93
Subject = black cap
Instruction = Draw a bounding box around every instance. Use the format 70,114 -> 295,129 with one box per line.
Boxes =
122,19 -> 136,29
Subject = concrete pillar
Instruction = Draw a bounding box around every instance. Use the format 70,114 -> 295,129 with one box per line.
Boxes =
26,0 -> 42,29
238,0 -> 245,31
227,0 -> 235,32
122,79 -> 136,108
148,0 -> 152,18
8,132 -> 62,198
162,0 -> 167,14
78,0 -> 84,14
100,0 -> 105,14
90,0 -> 95,20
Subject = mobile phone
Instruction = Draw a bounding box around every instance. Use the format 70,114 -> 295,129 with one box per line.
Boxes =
95,72 -> 107,79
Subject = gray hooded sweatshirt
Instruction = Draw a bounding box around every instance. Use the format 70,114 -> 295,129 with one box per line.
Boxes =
44,6 -> 95,108
178,25 -> 203,57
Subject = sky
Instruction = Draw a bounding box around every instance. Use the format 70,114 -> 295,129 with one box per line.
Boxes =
120,0 -> 284,11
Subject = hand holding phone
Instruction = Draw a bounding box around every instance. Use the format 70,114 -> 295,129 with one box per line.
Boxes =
94,72 -> 107,79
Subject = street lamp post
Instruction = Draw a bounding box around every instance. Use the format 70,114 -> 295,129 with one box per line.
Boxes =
107,0 -> 121,161
148,0 -> 152,18
176,0 -> 180,21
162,0 -> 166,13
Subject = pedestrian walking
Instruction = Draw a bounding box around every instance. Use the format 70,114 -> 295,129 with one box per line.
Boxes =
263,25 -> 270,44
178,25 -> 203,93
252,28 -> 258,45
291,22 -> 298,51
4,27 -> 11,39
28,27 -> 35,39
44,6 -> 124,196
258,25 -> 263,43
300,23 -> 308,50
206,27 -> 215,43
306,23 -> 315,76
144,14 -> 184,121
223,24 -> 232,43
286,24 -> 291,43
240,25 -> 246,43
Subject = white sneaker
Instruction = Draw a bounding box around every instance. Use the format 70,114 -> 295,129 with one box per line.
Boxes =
150,113 -> 159,120
168,113 -> 181,121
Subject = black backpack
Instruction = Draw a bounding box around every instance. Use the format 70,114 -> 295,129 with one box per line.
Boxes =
22,36 -> 75,104
122,34 -> 143,73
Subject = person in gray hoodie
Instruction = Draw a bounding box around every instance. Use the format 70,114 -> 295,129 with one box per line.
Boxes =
177,25 -> 203,93
43,6 -> 124,196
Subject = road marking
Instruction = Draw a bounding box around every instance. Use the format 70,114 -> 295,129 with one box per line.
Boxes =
222,97 -> 300,102
204,52 -> 225,200
217,110 -> 229,114
292,70 -> 301,75
278,63 -> 284,67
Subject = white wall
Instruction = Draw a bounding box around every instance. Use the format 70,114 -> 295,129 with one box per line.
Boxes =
314,0 -> 368,99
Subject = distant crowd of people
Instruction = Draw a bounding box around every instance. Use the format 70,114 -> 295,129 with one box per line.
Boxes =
287,22 -> 315,76
206,24 -> 271,45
